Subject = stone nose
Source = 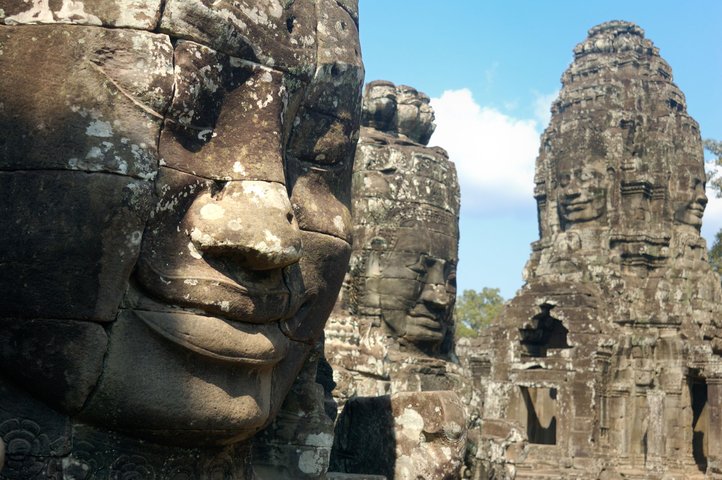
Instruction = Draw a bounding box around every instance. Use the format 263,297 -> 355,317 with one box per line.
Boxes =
420,284 -> 451,310
186,181 -> 302,270
561,183 -> 581,198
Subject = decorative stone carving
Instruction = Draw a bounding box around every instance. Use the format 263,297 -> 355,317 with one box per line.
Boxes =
0,0 -> 363,477
477,21 -> 722,479
325,81 -> 469,480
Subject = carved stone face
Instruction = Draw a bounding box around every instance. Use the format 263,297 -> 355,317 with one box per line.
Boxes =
0,0 -> 361,446
673,163 -> 708,229
360,232 -> 457,351
416,93 -> 436,146
395,86 -> 435,145
363,81 -> 398,133
556,160 -> 607,228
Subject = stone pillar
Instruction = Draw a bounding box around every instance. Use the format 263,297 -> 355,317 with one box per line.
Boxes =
645,390 -> 665,470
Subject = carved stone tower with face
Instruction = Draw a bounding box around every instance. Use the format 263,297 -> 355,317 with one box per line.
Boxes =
0,0 -> 363,477
325,81 -> 461,401
325,81 -> 467,479
478,21 -> 722,479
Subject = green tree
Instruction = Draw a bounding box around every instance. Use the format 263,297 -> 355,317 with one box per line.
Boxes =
710,229 -> 722,276
454,288 -> 504,338
704,138 -> 722,197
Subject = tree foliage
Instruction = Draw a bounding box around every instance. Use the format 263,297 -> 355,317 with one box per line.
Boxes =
454,287 -> 504,338
704,138 -> 722,197
710,229 -> 722,276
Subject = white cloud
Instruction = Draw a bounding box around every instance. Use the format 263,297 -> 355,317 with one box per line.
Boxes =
533,90 -> 558,127
429,88 -> 542,215
702,194 -> 722,243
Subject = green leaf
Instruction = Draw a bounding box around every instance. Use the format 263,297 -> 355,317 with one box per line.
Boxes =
453,287 -> 505,338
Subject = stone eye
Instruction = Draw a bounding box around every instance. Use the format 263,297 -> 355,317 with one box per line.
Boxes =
446,274 -> 457,294
407,255 -> 429,275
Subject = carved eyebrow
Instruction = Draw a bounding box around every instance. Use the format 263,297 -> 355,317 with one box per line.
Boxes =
88,62 -> 166,121
406,254 -> 431,273
89,43 -> 307,125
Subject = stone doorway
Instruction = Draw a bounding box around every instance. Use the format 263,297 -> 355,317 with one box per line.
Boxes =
689,375 -> 708,472
519,386 -> 558,445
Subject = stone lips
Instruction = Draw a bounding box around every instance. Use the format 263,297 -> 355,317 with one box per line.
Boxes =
137,310 -> 290,365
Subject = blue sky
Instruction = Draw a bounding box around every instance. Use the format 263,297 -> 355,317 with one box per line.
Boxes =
359,1 -> 722,299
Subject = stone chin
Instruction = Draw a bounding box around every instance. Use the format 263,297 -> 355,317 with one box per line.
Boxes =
66,280 -> 320,446
76,308 -> 295,446
674,203 -> 706,229
383,310 -> 448,350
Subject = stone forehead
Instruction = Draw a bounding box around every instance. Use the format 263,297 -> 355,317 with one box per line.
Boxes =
353,148 -> 458,217
587,20 -> 645,37
1,0 -> 362,78
366,80 -> 397,92
354,227 -> 458,263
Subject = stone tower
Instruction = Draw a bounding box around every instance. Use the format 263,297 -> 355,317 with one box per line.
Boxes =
325,80 -> 461,403
478,21 -> 722,479
325,81 -> 468,479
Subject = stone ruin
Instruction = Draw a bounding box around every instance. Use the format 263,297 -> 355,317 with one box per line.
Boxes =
476,21 -> 722,479
324,81 -> 471,479
2,4 -> 721,480
0,0 -> 363,478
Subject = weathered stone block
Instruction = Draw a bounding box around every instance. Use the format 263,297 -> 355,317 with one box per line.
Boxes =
0,171 -> 151,322
0,0 -> 163,29
0,25 -> 173,178
331,391 -> 466,480
0,319 -> 107,414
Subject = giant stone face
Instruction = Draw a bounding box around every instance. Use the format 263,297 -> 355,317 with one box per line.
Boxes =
0,0 -> 363,446
345,81 -> 458,355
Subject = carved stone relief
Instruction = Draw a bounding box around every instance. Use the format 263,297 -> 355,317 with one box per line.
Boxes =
0,0 -> 363,477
